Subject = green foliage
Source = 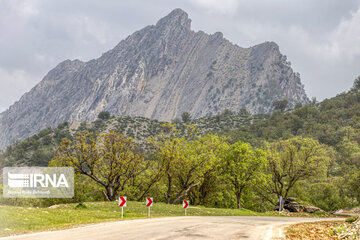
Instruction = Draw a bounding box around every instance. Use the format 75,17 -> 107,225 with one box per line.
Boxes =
345,216 -> 359,223
50,131 -> 144,201
97,111 -> 110,120
297,181 -> 347,212
272,99 -> 288,112
295,102 -> 302,109
57,122 -> 69,130
351,76 -> 360,91
264,137 -> 332,201
146,124 -> 227,204
221,141 -> 267,208
75,202 -> 87,209
181,112 -> 192,123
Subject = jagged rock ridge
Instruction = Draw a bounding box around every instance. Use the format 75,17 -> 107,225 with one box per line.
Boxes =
0,8 -> 308,149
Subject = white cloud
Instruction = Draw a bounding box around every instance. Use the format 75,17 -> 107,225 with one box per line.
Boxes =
329,8 -> 360,60
0,68 -> 38,112
189,0 -> 239,15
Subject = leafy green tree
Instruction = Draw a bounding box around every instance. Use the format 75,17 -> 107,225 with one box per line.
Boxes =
272,99 -> 288,112
221,141 -> 267,208
147,124 -> 226,204
50,131 -> 144,201
307,182 -> 346,211
264,137 -> 332,204
342,166 -> 360,203
352,76 -> 360,91
223,109 -> 233,116
171,134 -> 226,204
145,123 -> 183,203
181,112 -> 192,123
295,102 -> 302,109
98,111 -> 110,120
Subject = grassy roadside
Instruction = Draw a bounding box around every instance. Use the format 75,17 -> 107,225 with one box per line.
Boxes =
0,201 -> 265,237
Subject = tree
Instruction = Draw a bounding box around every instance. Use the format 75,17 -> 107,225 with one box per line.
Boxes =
98,111 -> 110,120
147,124 -> 226,204
273,100 -> 288,112
50,131 -> 144,201
142,123 -> 182,203
343,166 -> 360,203
221,141 -> 267,208
352,76 -> 360,91
295,102 -> 302,109
181,112 -> 192,123
223,109 -> 233,116
264,137 -> 331,204
170,134 -> 226,204
238,108 -> 249,116
311,97 -> 317,106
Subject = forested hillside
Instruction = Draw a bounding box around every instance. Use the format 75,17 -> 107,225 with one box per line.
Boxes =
0,111 -> 265,168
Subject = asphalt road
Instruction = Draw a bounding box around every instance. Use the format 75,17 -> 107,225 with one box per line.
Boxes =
1,216 -> 342,240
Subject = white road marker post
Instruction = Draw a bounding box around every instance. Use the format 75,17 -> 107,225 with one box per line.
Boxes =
277,196 -> 283,215
118,196 -> 127,219
183,200 -> 189,216
146,197 -> 153,218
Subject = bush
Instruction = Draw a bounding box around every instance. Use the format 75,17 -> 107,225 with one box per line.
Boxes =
98,111 -> 110,120
345,216 -> 359,223
75,203 -> 87,209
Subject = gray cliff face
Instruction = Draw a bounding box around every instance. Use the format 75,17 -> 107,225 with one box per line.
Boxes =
0,8 -> 308,149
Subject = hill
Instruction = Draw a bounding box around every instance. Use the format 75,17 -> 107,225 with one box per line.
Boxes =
0,111 -> 265,167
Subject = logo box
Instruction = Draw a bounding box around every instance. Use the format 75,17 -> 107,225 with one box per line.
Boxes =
3,167 -> 74,198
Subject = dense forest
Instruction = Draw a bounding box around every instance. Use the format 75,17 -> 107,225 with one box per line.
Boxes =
1,77 -> 359,212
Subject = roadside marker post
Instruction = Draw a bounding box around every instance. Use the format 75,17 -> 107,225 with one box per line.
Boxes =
183,200 -> 189,216
277,196 -> 283,215
146,197 -> 153,218
118,196 -> 127,219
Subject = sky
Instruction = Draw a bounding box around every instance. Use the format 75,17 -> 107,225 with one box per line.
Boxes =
1,0 -> 360,112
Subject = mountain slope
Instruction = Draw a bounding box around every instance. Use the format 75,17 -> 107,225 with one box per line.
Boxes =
0,8 -> 308,149
0,112 -> 266,167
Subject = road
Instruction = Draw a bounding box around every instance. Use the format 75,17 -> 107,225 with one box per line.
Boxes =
1,216 -> 342,240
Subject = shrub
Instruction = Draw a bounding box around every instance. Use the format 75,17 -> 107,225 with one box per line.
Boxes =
345,216 -> 359,223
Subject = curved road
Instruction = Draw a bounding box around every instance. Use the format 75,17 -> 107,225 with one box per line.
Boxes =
1,216 -> 342,240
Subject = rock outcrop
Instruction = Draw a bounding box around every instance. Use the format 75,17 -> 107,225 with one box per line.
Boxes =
277,197 -> 324,213
0,8 -> 309,149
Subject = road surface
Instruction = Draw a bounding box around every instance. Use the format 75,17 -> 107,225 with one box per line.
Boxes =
1,216 -> 342,240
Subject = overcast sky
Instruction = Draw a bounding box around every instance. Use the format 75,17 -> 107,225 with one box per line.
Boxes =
1,0 -> 360,112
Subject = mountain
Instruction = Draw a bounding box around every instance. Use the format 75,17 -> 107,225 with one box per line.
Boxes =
0,8 -> 308,149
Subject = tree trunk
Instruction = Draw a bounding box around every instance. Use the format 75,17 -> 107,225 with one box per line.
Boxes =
102,186 -> 115,201
236,190 -> 243,209
173,181 -> 201,204
165,174 -> 172,204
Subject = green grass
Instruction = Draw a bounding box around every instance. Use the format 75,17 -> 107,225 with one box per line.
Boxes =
0,201 -> 265,237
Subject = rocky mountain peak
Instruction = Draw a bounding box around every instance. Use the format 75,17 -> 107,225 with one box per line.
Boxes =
156,8 -> 191,30
0,8 -> 309,149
